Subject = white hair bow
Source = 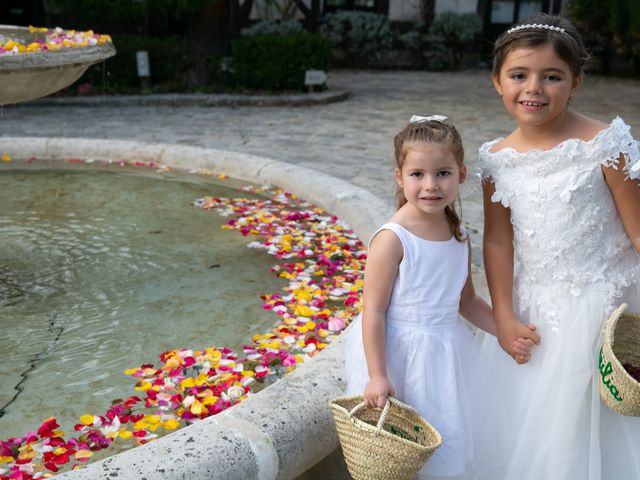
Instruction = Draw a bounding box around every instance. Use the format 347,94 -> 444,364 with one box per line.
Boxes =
410,115 -> 448,123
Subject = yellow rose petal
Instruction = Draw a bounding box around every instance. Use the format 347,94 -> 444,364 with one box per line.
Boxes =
133,420 -> 148,430
163,419 -> 180,430
147,415 -> 161,424
181,378 -> 195,388
135,381 -> 152,391
75,449 -> 93,460
190,400 -> 206,415
294,305 -> 314,317
79,415 -> 94,426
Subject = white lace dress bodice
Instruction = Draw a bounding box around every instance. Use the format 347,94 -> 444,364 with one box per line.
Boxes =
479,117 -> 640,330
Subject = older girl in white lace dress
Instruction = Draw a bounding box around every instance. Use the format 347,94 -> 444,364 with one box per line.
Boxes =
344,118 -> 535,479
477,13 -> 640,480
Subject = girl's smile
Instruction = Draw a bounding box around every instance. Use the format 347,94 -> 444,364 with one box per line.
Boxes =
493,44 -> 581,130
520,100 -> 548,112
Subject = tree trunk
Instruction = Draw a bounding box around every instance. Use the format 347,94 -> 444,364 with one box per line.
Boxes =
185,1 -> 228,88
421,0 -> 436,27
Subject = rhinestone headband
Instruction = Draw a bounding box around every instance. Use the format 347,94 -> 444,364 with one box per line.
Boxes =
507,23 -> 565,35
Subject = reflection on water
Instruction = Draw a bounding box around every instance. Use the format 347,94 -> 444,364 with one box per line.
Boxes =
0,163 -> 285,439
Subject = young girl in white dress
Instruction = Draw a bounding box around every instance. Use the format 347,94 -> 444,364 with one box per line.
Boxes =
344,116 -> 535,479
478,13 -> 640,480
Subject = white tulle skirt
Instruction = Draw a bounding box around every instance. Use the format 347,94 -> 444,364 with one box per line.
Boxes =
471,282 -> 640,480
344,314 -> 497,479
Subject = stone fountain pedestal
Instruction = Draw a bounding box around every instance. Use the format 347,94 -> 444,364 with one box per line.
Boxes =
0,25 -> 116,105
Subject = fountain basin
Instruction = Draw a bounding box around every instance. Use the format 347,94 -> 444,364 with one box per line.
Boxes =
0,25 -> 115,105
0,164 -> 293,443
0,137 -> 392,480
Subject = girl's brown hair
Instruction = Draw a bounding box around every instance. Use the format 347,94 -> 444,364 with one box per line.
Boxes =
393,119 -> 465,242
493,13 -> 589,79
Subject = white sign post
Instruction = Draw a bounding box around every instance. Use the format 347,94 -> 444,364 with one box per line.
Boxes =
136,50 -> 150,91
304,70 -> 327,92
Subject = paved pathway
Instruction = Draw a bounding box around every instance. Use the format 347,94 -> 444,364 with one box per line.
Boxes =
2,69 -> 639,264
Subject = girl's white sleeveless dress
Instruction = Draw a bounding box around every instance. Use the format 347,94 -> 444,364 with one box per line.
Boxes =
475,117 -> 640,480
344,222 -> 487,479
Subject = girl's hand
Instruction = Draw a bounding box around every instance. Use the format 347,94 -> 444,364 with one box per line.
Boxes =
512,324 -> 538,364
497,316 -> 540,363
364,376 -> 395,408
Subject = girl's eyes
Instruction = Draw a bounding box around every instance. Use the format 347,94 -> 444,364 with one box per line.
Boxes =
509,73 -> 563,81
410,171 -> 451,177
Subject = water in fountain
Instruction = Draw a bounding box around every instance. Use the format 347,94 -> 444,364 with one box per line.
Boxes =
0,162 -> 286,441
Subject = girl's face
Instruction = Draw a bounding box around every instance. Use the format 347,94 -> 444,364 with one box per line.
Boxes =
493,43 -> 582,129
395,142 -> 466,217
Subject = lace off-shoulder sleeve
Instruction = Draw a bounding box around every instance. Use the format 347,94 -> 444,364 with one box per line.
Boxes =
477,139 -> 515,208
478,139 -> 501,183
600,117 -> 640,181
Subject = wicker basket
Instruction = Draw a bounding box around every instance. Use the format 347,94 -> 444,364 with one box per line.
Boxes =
599,303 -> 640,416
329,395 -> 442,480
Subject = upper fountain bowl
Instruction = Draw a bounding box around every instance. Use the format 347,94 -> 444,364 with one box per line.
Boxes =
0,25 -> 115,105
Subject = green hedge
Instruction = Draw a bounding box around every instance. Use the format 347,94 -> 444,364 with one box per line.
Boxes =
569,0 -> 640,74
319,11 -> 395,66
231,32 -> 331,91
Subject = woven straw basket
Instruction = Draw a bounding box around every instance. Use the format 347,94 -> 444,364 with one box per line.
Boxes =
599,303 -> 640,416
329,395 -> 442,480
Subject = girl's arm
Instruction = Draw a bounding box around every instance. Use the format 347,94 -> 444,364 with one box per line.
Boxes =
482,181 -> 540,357
603,155 -> 640,252
459,237 -> 535,363
361,229 -> 402,408
459,238 -> 495,335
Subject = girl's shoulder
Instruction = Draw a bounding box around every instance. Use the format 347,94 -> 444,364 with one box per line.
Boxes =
369,223 -> 404,247
367,224 -> 404,263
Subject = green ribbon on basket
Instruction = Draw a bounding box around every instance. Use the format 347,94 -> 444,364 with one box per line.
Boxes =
599,347 -> 623,402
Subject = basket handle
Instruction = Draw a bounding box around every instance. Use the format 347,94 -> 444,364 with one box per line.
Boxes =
348,396 -> 416,433
604,303 -> 628,344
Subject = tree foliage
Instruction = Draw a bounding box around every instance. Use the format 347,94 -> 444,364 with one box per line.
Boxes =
569,0 -> 640,73
144,0 -> 221,15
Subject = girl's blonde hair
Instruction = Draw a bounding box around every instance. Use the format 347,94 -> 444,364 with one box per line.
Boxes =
393,119 -> 465,242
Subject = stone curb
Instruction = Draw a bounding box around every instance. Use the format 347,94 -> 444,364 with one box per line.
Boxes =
0,137 -> 393,480
18,90 -> 351,108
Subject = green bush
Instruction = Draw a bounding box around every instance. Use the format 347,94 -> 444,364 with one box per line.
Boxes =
320,11 -> 395,65
78,34 -> 192,92
397,29 -> 424,51
244,19 -> 304,36
45,0 -> 148,33
428,12 -> 482,44
569,0 -> 640,74
428,12 -> 482,69
610,0 -> 640,71
568,0 -> 612,50
231,32 -> 331,91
